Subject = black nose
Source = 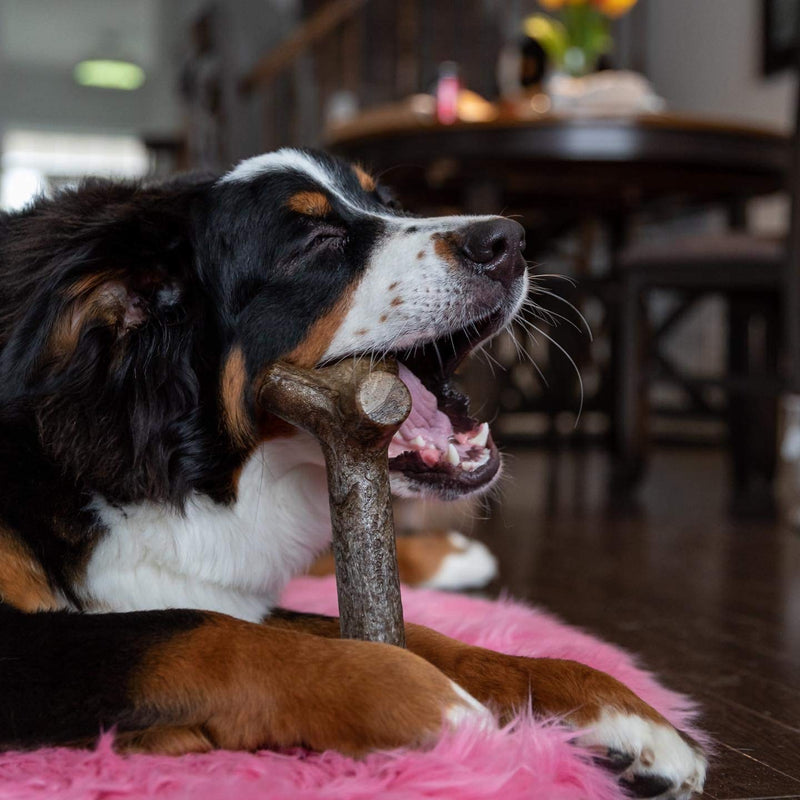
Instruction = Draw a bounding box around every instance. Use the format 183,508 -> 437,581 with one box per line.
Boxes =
457,218 -> 526,287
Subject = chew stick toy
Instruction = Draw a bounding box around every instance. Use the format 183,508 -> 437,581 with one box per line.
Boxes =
257,358 -> 411,647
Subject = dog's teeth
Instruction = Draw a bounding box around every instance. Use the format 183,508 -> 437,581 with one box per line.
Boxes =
410,435 -> 426,448
447,444 -> 460,467
470,422 -> 489,448
462,450 -> 490,473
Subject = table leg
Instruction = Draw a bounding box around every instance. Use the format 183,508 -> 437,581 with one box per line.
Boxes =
612,273 -> 648,495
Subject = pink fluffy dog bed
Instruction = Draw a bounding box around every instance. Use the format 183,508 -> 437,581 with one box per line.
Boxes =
0,576 -> 705,800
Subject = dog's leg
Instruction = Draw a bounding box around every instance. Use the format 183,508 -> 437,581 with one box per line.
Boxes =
308,531 -> 498,589
266,610 -> 706,798
0,606 -> 487,756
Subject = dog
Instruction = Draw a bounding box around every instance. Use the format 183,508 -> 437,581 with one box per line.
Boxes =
0,148 -> 705,798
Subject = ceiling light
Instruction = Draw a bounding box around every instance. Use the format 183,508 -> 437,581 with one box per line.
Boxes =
73,59 -> 145,91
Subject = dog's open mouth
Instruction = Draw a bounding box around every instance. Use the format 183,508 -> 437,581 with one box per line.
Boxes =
384,309 -> 505,498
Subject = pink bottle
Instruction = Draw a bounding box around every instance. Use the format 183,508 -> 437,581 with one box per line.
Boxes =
436,62 -> 460,125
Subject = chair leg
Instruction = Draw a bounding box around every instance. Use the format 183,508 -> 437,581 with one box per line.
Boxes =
727,295 -> 778,517
612,276 -> 648,495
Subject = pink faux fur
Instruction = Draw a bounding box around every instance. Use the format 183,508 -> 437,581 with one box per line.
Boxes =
0,577 -> 706,800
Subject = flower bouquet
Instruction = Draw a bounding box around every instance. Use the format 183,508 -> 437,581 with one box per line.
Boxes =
525,0 -> 638,77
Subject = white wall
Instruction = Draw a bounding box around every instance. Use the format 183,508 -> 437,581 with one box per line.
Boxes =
645,0 -> 796,131
0,0 -> 297,152
0,0 -> 179,137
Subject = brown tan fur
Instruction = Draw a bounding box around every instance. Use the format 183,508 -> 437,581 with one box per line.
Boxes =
353,165 -> 376,192
0,527 -> 59,612
394,533 -> 464,586
115,726 -> 215,756
49,276 -> 130,363
256,413 -> 297,443
131,613 -> 468,755
286,191 -> 332,218
223,348 -> 304,454
263,613 -> 669,729
432,234 -> 459,269
220,346 -> 256,449
309,532 -> 462,587
285,293 -> 355,368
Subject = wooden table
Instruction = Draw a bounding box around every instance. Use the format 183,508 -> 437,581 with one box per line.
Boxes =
330,111 -> 791,500
329,112 -> 789,217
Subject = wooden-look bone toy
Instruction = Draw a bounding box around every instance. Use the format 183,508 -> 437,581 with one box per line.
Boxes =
257,357 -> 411,647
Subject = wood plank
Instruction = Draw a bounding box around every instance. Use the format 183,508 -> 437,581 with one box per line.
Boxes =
426,447 -> 800,799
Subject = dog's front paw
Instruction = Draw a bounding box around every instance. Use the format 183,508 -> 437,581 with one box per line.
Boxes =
439,652 -> 707,798
577,711 -> 706,799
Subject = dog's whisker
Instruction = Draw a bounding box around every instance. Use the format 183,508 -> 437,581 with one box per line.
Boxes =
504,322 -> 550,390
476,343 -> 504,374
527,272 -> 577,286
532,289 -> 593,340
521,301 -> 584,335
522,320 -> 584,423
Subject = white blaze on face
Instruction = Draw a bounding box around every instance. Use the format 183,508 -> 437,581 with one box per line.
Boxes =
322,215 -> 528,362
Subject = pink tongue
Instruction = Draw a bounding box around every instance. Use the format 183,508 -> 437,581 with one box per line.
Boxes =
389,363 -> 454,459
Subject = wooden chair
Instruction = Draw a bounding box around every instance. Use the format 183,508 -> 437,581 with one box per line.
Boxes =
614,78 -> 799,514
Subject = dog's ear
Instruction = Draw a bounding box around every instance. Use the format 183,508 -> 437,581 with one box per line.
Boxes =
48,267 -> 185,364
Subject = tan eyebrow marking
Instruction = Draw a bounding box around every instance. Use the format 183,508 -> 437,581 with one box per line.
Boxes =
353,165 -> 376,192
287,190 -> 332,218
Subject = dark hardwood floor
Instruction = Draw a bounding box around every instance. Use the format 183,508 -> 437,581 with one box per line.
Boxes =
420,446 -> 800,800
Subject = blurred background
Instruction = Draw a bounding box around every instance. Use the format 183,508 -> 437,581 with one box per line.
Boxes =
1,1 -> 799,796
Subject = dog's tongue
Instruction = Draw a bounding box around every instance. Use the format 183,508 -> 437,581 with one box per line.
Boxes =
388,363 -> 492,471
389,364 -> 454,463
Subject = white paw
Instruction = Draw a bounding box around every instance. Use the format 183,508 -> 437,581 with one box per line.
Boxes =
576,711 -> 707,799
420,531 -> 498,590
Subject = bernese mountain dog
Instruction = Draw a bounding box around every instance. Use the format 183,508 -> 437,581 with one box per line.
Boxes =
0,149 -> 705,798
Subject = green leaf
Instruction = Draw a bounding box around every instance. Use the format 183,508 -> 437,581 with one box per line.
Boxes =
523,14 -> 568,66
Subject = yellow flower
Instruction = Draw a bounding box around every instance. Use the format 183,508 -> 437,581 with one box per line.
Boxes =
592,0 -> 637,17
538,0 -> 588,8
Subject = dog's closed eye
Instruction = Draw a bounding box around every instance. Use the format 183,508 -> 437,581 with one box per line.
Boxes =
303,224 -> 348,252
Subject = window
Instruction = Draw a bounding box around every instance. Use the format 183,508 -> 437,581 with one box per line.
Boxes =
0,129 -> 149,211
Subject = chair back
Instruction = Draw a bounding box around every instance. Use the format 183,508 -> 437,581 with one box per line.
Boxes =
783,46 -> 800,390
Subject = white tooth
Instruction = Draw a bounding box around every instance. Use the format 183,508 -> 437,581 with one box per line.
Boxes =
410,435 -> 426,448
447,443 -> 460,467
474,451 -> 491,467
470,422 -> 489,448
461,460 -> 477,472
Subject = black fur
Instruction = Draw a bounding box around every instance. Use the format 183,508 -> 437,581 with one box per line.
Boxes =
0,151 -> 388,584
0,151 -> 391,746
0,605 -> 207,748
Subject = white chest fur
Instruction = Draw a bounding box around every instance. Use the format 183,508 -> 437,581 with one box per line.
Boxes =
78,435 -> 332,622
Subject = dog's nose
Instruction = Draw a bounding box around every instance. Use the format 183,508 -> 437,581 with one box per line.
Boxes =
457,218 -> 526,287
